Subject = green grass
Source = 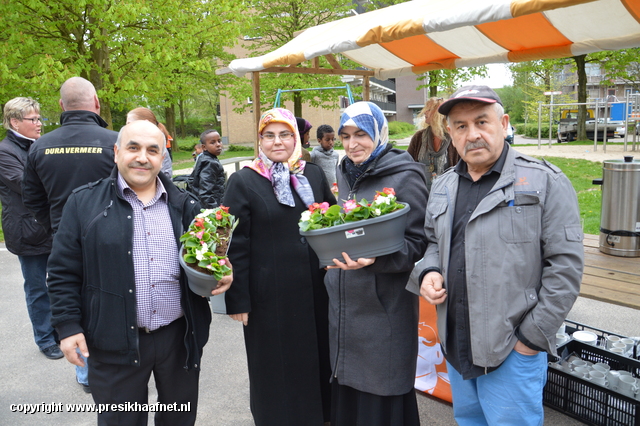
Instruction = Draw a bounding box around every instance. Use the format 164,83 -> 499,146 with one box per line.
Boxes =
528,156 -> 602,235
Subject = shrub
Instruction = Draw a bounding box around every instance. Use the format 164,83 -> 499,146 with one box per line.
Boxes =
226,145 -> 254,152
388,121 -> 416,136
522,123 -> 557,139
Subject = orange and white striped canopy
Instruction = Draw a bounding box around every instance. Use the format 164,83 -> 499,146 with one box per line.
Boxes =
218,0 -> 640,80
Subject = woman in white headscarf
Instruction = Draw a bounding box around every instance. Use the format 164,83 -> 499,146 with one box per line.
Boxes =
325,102 -> 428,426
224,108 -> 335,426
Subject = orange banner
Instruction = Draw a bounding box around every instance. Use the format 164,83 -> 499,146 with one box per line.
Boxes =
415,297 -> 452,402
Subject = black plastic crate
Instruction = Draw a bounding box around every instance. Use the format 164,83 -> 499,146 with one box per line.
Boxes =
562,320 -> 638,360
545,339 -> 640,426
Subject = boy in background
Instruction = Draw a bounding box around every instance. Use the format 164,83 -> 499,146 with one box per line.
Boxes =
310,124 -> 339,185
189,130 -> 225,208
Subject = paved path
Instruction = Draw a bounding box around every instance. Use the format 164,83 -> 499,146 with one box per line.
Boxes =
2,242 -> 640,425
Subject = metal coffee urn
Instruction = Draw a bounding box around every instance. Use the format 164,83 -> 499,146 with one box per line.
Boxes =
593,155 -> 640,257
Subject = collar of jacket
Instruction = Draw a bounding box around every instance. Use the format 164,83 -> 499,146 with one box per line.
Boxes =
5,129 -> 33,151
108,166 -> 197,236
312,145 -> 334,156
60,110 -> 109,128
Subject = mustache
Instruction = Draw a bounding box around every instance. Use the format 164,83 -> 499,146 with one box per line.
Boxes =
464,140 -> 489,154
129,162 -> 152,170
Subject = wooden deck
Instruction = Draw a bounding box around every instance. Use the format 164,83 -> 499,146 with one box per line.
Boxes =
580,234 -> 640,310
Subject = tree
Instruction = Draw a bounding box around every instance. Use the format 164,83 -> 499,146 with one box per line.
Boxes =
598,48 -> 640,93
0,0 -> 246,129
508,60 -> 568,133
225,0 -> 353,117
417,68 -> 488,98
496,86 -> 526,123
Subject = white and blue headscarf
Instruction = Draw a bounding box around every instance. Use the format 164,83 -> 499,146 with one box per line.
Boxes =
339,102 -> 390,186
338,101 -> 389,166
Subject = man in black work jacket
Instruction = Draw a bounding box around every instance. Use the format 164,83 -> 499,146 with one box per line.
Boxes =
22,76 -> 117,235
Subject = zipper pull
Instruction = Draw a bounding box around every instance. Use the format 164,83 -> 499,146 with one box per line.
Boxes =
103,200 -> 113,217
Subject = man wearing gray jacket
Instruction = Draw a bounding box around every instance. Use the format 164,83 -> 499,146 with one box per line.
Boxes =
411,85 -> 584,426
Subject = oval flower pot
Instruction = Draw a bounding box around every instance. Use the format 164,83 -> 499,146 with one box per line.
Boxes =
300,203 -> 411,267
179,247 -> 227,314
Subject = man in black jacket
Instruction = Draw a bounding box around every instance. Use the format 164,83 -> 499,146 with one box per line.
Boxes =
48,120 -> 228,425
22,76 -> 117,391
22,76 -> 117,235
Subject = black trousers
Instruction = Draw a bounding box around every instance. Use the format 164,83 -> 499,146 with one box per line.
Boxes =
88,317 -> 200,426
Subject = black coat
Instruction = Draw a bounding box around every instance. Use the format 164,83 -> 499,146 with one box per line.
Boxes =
189,151 -> 225,208
47,169 -> 211,369
224,162 -> 335,426
0,131 -> 52,256
22,110 -> 117,234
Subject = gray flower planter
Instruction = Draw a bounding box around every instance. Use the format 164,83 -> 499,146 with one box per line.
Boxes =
300,203 -> 411,267
179,247 -> 227,314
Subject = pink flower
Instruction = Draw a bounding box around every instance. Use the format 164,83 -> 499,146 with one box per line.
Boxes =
195,230 -> 205,239
343,199 -> 357,213
218,259 -> 226,266
319,202 -> 330,213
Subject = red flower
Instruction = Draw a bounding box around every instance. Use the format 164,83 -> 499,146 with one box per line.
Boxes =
309,202 -> 322,213
194,217 -> 205,229
383,188 -> 395,195
220,205 -> 230,213
216,210 -> 223,220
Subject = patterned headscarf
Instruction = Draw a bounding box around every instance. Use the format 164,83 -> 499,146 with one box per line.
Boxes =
245,108 -> 315,207
338,101 -> 388,166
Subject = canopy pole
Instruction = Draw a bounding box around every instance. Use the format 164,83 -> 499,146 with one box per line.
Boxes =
363,76 -> 370,101
252,72 -> 261,157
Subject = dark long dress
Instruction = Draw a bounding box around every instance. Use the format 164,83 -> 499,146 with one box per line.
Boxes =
224,162 -> 335,426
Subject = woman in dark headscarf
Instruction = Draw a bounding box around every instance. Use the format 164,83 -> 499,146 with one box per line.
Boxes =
296,116 -> 313,162
224,108 -> 335,426
325,102 -> 428,426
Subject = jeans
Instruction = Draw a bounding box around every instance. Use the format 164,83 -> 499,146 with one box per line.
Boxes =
447,350 -> 547,426
18,254 -> 57,350
76,351 -> 89,386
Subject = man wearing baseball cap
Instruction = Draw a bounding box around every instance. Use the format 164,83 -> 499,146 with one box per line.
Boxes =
410,85 -> 584,425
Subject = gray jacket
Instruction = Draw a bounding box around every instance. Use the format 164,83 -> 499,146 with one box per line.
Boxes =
325,147 -> 428,396
409,146 -> 584,367
310,145 -> 339,185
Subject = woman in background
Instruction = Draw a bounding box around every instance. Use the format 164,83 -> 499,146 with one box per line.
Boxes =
407,97 -> 459,191
0,97 -> 60,359
296,116 -> 313,162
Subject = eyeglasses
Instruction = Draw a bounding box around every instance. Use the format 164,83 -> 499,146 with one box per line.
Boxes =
21,117 -> 42,124
260,131 -> 294,142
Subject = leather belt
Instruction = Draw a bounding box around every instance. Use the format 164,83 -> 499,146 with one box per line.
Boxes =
138,317 -> 182,334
